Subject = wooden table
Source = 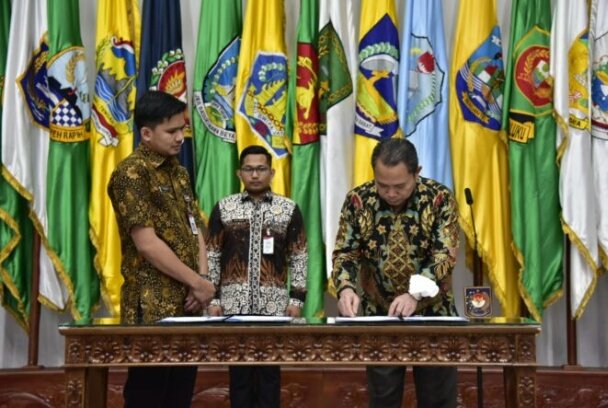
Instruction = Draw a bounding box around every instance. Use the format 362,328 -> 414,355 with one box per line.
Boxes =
59,317 -> 540,407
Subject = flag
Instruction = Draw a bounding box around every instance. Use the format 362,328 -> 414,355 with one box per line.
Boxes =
192,0 -> 241,218
397,0 -> 452,189
286,0 -> 325,317
89,0 -> 140,316
235,0 -> 290,196
318,0 -> 357,279
449,0 -> 520,317
0,0 -> 34,330
552,0 -> 599,318
1,0 -> 68,313
590,0 -> 608,272
136,0 -> 194,182
502,0 -> 563,321
46,0 -> 100,322
353,0 -> 401,187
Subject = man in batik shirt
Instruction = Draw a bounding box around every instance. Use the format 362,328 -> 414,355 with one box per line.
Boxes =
206,145 -> 308,408
108,91 -> 215,408
333,138 -> 459,408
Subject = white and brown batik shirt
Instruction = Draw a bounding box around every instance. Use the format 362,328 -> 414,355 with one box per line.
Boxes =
206,191 -> 308,315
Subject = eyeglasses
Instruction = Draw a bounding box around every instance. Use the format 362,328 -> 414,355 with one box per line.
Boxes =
240,166 -> 270,174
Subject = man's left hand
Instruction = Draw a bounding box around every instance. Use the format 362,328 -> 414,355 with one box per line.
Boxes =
388,293 -> 418,317
285,304 -> 302,317
184,291 -> 204,314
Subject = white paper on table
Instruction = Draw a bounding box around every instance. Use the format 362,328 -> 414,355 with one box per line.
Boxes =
224,315 -> 294,323
401,316 -> 469,323
158,316 -> 228,324
333,316 -> 402,323
332,316 -> 469,323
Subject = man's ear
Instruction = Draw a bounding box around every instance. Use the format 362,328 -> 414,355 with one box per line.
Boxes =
140,126 -> 152,142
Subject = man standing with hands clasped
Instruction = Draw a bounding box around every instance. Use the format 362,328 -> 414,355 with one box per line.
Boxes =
206,145 -> 308,408
108,91 -> 215,408
332,138 -> 460,408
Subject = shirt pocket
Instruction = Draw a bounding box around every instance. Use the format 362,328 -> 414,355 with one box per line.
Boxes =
151,184 -> 178,210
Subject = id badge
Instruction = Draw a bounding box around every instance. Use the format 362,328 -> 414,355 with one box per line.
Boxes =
188,214 -> 199,235
263,235 -> 274,254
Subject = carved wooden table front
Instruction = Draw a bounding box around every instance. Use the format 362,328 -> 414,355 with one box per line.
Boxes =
59,318 -> 540,407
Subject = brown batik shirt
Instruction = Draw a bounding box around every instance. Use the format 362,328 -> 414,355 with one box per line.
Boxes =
108,144 -> 203,324
206,191 -> 308,315
332,178 -> 459,317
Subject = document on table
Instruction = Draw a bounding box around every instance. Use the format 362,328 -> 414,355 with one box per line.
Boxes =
224,315 -> 294,323
331,316 -> 402,323
400,316 -> 469,323
331,316 -> 469,324
158,316 -> 227,324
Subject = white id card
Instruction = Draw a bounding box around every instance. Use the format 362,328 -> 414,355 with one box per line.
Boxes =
263,235 -> 274,254
188,214 -> 199,235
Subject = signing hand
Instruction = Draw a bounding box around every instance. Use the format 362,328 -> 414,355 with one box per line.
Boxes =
337,288 -> 360,317
388,293 -> 418,317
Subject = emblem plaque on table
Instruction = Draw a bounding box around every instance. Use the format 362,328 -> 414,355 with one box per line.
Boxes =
464,286 -> 492,318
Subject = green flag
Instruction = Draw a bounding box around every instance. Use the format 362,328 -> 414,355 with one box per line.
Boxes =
502,0 -> 563,320
192,0 -> 241,219
286,0 -> 325,317
46,0 -> 99,322
0,0 -> 33,330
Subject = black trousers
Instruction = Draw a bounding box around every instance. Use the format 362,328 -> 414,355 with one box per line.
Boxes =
123,366 -> 198,408
229,366 -> 281,408
366,366 -> 457,408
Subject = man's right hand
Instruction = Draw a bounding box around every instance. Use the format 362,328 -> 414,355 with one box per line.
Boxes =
337,288 -> 360,317
190,277 -> 215,307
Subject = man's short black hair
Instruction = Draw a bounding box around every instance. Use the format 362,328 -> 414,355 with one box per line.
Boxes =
371,138 -> 419,174
240,145 -> 272,167
134,91 -> 187,133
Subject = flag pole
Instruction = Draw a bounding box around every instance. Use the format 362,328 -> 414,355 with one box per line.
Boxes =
471,247 -> 484,408
25,232 -> 41,369
466,186 -> 484,408
564,238 -> 579,368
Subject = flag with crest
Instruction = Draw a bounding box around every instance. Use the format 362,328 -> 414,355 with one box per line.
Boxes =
235,0 -> 290,196
552,0 -> 599,318
397,0 -> 452,189
0,0 -> 35,330
449,0 -> 520,317
318,0 -> 357,278
353,0 -> 401,187
286,0 -> 325,317
192,0 -> 241,218
89,0 -> 140,316
502,0 -> 563,321
1,0 -> 69,314
46,0 -> 100,321
136,0 -> 194,182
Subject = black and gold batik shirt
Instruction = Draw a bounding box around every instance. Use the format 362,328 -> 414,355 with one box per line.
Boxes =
206,191 -> 307,315
332,178 -> 459,316
108,144 -> 203,324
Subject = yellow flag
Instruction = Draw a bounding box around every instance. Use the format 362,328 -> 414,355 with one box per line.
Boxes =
89,0 -> 140,315
353,0 -> 401,186
235,0 -> 290,196
449,0 -> 519,317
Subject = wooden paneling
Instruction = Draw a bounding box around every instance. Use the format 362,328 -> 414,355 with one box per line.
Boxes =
59,320 -> 541,406
1,367 -> 607,408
